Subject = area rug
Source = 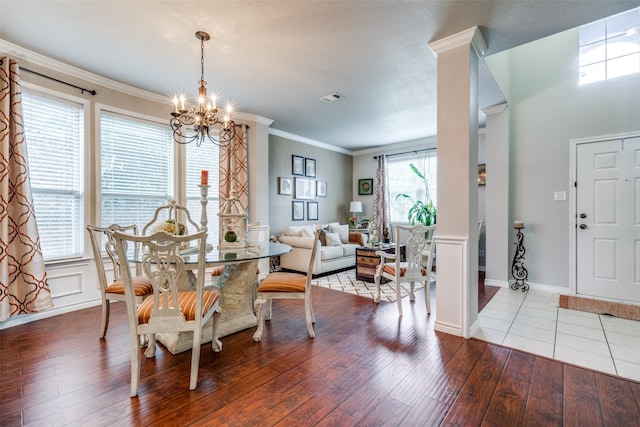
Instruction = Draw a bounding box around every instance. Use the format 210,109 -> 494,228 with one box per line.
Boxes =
559,295 -> 640,322
312,269 -> 433,302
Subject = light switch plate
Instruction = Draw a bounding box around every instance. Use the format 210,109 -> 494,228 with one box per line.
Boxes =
554,191 -> 566,201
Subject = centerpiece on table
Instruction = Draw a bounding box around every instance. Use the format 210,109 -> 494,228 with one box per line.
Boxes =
153,219 -> 189,250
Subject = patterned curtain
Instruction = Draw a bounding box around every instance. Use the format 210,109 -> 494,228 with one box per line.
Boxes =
0,57 -> 53,322
219,124 -> 249,210
373,155 -> 390,241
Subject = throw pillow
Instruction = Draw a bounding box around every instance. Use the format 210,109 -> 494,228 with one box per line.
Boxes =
325,232 -> 341,246
319,225 -> 331,246
349,231 -> 365,246
331,224 -> 349,243
300,226 -> 315,239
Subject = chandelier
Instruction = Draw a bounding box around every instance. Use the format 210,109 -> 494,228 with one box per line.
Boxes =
170,31 -> 235,146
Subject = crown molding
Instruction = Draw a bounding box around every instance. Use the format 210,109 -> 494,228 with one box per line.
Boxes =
269,128 -> 353,155
0,39 -> 168,103
481,103 -> 508,115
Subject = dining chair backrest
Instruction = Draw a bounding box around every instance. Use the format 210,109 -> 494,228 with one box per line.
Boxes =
87,223 -> 154,339
395,224 -> 435,282
87,223 -> 143,285
142,199 -> 201,236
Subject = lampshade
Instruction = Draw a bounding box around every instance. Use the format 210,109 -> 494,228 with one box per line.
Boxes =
349,201 -> 363,213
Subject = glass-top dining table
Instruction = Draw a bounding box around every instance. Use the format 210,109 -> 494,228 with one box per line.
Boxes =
178,242 -> 291,266
156,242 -> 292,354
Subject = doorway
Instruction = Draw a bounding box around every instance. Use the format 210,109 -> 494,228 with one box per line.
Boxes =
573,133 -> 640,303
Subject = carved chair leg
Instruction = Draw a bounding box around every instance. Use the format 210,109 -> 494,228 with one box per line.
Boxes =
396,280 -> 403,316
211,309 -> 223,352
253,297 -> 266,342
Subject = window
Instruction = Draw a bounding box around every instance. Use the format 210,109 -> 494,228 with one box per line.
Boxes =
185,142 -> 220,246
579,7 -> 640,85
387,151 -> 437,223
100,110 -> 174,230
22,90 -> 84,261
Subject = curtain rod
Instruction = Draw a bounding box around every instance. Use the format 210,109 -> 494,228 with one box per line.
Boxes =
0,58 -> 97,96
373,147 -> 436,159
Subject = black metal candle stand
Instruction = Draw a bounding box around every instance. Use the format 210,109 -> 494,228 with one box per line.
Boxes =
511,227 -> 529,292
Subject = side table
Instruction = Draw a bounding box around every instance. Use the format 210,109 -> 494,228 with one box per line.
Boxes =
355,244 -> 405,282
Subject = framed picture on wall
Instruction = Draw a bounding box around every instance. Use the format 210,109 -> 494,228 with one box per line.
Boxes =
358,178 -> 373,195
305,158 -> 316,178
278,177 -> 292,195
292,155 -> 304,176
307,201 -> 318,221
295,177 -> 316,200
292,200 -> 305,221
316,181 -> 327,197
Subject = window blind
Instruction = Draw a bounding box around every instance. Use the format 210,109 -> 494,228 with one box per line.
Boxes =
186,141 -> 220,246
22,91 -> 84,261
100,111 -> 173,229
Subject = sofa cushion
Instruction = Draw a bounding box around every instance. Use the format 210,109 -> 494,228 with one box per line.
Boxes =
342,243 -> 358,257
324,232 -> 341,246
283,225 -> 315,237
321,245 -> 344,261
331,224 -> 349,243
279,235 -> 317,249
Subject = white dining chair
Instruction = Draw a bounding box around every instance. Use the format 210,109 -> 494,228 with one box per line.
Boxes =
113,229 -> 222,397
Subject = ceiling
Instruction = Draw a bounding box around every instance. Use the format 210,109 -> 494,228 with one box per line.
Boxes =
1,1 -> 638,151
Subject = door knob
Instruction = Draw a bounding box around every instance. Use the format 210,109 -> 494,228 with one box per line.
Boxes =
580,213 -> 587,219
579,224 -> 587,229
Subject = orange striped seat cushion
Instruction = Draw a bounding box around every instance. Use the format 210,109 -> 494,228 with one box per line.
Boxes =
257,272 -> 306,292
382,262 -> 427,277
137,291 -> 220,324
106,275 -> 153,296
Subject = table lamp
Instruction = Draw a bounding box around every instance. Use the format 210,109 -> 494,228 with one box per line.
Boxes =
349,201 -> 363,227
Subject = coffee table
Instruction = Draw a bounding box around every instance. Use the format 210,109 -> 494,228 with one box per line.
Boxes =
355,244 -> 405,282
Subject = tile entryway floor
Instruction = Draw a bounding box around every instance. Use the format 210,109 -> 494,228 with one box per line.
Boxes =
473,287 -> 640,382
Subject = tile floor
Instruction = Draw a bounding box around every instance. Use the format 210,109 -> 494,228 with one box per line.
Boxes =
473,287 -> 640,382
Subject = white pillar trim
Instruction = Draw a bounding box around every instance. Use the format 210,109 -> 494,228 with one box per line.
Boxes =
433,236 -> 470,337
428,26 -> 487,58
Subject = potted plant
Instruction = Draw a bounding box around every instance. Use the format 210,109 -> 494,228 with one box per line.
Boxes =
395,163 -> 436,226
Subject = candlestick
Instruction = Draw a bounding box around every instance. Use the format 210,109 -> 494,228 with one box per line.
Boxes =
198,184 -> 209,233
514,221 -> 524,229
201,170 -> 208,186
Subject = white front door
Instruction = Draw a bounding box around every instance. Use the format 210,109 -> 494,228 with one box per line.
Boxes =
576,136 -> 640,303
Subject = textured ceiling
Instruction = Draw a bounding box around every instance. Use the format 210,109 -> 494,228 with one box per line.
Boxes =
1,1 -> 638,151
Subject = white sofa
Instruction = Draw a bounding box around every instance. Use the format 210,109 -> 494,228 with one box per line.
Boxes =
279,223 -> 368,275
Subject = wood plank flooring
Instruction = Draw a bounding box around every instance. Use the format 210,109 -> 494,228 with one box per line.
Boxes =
2,281 -> 639,426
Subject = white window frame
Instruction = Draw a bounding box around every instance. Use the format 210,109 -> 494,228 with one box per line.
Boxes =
579,7 -> 640,85
386,150 -> 437,224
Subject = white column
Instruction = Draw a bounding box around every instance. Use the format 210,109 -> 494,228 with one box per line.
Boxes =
482,103 -> 510,287
429,27 -> 486,338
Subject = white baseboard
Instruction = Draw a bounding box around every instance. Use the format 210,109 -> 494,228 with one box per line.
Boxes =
434,320 -> 463,337
0,299 -> 101,330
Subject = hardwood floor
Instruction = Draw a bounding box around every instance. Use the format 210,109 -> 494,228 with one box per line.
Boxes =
2,282 -> 639,426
